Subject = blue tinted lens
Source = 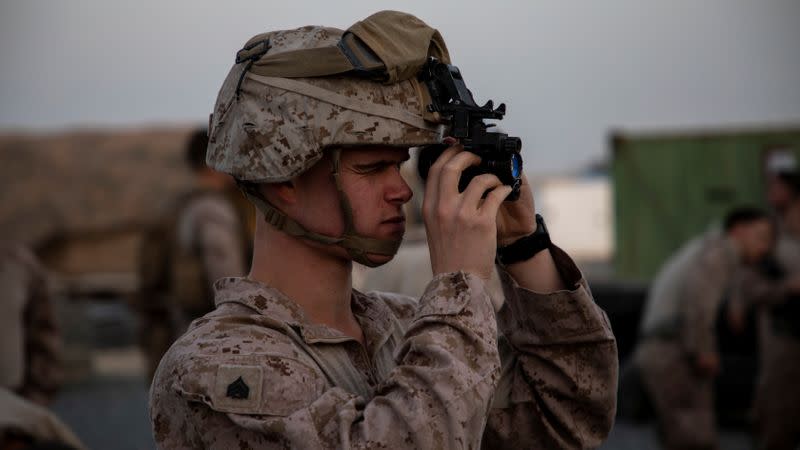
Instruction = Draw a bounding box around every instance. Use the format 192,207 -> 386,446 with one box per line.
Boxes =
510,154 -> 521,178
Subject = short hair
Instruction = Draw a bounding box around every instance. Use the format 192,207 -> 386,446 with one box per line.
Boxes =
723,206 -> 771,232
775,170 -> 800,196
185,128 -> 209,171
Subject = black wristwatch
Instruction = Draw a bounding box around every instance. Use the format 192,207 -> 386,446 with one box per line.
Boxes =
496,214 -> 551,265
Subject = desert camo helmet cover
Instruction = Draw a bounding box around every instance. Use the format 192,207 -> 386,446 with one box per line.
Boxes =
206,11 -> 450,266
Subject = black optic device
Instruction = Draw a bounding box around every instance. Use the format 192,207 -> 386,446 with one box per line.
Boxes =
417,57 -> 523,200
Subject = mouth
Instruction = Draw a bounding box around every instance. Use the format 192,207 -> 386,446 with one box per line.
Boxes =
381,215 -> 406,237
381,215 -> 406,224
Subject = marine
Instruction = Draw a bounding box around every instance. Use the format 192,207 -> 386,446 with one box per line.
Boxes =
634,207 -> 775,450
149,11 -> 618,449
735,171 -> 800,450
134,129 -> 249,380
0,242 -> 61,406
0,243 -> 86,449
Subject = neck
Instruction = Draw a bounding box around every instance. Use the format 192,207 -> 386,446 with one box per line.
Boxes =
249,220 -> 356,331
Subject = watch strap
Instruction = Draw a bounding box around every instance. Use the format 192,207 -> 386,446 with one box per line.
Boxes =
496,214 -> 551,265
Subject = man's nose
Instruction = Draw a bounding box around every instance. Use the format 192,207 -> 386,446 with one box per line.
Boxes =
387,170 -> 413,204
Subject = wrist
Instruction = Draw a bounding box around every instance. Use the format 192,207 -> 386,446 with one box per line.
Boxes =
498,225 -> 537,247
496,214 -> 550,265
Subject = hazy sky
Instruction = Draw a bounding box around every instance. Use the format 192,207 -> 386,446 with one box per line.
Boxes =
1,0 -> 799,173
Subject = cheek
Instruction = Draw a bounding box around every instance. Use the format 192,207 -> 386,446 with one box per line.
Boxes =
346,179 -> 384,226
753,238 -> 769,255
297,184 -> 345,235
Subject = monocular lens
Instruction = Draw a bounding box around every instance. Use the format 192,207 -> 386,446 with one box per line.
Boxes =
511,153 -> 522,179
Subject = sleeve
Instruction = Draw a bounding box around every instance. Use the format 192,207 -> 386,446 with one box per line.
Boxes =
171,272 -> 502,450
0,387 -> 88,450
481,245 -> 618,449
680,244 -> 731,356
196,202 -> 246,284
19,258 -> 62,405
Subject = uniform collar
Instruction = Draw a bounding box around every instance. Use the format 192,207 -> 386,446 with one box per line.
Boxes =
213,277 -> 396,356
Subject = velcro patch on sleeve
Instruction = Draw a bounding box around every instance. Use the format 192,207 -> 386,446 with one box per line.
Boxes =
212,364 -> 264,413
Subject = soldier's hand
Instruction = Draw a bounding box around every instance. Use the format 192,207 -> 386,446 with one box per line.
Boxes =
423,140 -> 513,281
496,173 -> 537,247
694,352 -> 721,377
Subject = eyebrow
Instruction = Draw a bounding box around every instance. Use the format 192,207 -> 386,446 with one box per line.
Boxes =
353,154 -> 411,170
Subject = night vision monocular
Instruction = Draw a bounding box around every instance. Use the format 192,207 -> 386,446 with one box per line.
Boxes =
416,57 -> 523,201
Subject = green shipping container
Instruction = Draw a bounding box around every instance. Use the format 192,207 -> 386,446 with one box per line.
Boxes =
611,126 -> 800,281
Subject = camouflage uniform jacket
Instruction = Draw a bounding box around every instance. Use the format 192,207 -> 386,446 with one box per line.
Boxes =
638,229 -> 740,356
0,387 -> 86,450
0,243 -> 61,405
137,191 -> 248,381
176,192 -> 247,290
149,246 -> 617,449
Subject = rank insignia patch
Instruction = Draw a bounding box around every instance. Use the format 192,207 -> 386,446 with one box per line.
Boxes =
214,364 -> 263,412
226,376 -> 250,399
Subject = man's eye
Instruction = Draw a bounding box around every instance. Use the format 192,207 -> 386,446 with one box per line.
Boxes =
358,163 -> 387,173
354,165 -> 381,174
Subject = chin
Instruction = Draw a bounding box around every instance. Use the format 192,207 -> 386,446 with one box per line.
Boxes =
364,253 -> 395,267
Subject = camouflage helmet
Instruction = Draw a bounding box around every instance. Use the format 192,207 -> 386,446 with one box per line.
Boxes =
206,11 -> 450,266
207,12 -> 449,183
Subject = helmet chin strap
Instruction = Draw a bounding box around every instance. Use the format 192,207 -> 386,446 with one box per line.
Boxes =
239,148 -> 402,267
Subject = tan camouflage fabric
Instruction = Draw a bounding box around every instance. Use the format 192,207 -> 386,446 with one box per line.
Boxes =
175,193 -> 247,293
638,228 -> 740,355
137,192 -> 247,380
739,230 -> 800,450
207,25 -> 445,184
0,387 -> 86,450
149,246 -> 617,449
0,243 -> 61,405
242,11 -> 451,84
635,340 -> 716,450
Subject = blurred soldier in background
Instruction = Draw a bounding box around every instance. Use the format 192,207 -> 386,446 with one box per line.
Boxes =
0,243 -> 85,450
0,388 -> 85,450
732,171 -> 800,450
134,129 -> 249,381
634,207 -> 775,450
0,242 -> 61,406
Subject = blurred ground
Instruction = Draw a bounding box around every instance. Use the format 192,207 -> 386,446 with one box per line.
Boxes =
53,374 -> 155,450
49,300 -> 752,450
601,421 -> 750,450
